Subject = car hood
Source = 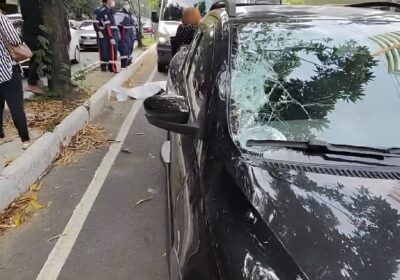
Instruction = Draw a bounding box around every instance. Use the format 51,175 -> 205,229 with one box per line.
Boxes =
230,157 -> 400,279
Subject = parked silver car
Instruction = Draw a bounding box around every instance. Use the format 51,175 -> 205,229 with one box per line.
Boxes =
77,20 -> 98,49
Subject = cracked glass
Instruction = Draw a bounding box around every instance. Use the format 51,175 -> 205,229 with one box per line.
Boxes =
230,20 -> 400,150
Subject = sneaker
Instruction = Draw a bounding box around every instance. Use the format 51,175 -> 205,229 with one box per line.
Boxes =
22,140 -> 34,150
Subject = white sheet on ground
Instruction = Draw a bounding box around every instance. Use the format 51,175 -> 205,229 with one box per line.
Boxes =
128,81 -> 166,100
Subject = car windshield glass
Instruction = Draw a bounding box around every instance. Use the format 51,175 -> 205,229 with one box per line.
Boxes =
230,19 -> 400,150
161,0 -> 207,21
79,22 -> 94,30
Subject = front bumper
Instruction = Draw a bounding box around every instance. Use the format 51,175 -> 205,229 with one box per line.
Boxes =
157,43 -> 172,65
80,38 -> 97,46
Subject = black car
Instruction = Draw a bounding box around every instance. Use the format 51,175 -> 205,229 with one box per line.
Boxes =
145,2 -> 400,279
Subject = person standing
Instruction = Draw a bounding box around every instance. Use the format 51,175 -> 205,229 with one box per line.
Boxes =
0,13 -> 31,149
115,0 -> 137,69
94,7 -> 108,71
95,0 -> 120,73
20,0 -> 44,94
172,7 -> 201,56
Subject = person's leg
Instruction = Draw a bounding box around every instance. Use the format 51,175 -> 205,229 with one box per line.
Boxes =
108,44 -> 118,73
3,66 -> 30,142
99,37 -> 108,72
127,34 -> 134,66
118,36 -> 128,68
0,87 -> 5,139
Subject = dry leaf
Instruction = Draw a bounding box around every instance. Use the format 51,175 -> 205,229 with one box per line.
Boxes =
4,158 -> 15,167
121,148 -> 132,154
14,214 -> 23,226
30,200 -> 45,209
136,197 -> 153,206
56,124 -> 108,166
47,201 -> 53,208
29,182 -> 43,192
46,233 -> 68,243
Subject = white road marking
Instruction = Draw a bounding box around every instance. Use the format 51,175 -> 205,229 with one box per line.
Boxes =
36,66 -> 158,280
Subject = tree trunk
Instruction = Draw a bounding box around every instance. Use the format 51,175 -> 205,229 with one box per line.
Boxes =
137,0 -> 144,48
42,0 -> 72,95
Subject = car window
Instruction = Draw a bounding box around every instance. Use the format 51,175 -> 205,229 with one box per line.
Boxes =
230,20 -> 400,150
186,24 -> 215,120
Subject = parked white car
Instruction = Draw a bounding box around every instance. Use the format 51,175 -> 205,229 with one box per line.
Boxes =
76,20 -> 98,49
6,14 -> 81,65
69,20 -> 81,63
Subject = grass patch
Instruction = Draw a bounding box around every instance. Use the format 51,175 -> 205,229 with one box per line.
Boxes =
141,36 -> 156,47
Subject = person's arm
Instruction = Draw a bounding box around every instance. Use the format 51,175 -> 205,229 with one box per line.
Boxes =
0,14 -> 23,45
101,10 -> 116,44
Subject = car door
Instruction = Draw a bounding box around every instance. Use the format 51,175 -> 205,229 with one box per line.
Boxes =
168,17 -> 218,279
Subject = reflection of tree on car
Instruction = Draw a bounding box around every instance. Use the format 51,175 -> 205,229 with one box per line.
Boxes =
257,168 -> 400,280
144,3 -> 400,279
231,21 -> 385,147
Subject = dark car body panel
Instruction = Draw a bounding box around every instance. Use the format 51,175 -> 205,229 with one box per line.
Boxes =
157,44 -> 173,65
154,5 -> 400,280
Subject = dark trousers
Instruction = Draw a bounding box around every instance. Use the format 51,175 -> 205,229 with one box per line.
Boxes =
0,66 -> 30,142
99,30 -> 118,73
24,36 -> 40,86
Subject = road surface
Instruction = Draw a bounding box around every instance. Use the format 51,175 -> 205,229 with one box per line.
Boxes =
0,49 -> 169,280
71,50 -> 99,74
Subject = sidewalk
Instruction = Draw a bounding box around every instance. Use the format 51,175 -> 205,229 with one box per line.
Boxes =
0,48 -> 146,174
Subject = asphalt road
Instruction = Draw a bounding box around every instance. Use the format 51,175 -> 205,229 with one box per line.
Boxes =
71,50 -> 99,74
0,50 -> 169,280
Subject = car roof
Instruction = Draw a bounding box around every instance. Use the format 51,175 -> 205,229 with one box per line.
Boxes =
243,5 -> 400,20
210,4 -> 400,22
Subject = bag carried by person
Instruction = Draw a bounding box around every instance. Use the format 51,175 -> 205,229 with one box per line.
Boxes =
0,28 -> 32,63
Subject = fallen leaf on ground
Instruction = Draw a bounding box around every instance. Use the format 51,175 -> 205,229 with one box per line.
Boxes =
136,197 -> 153,206
46,233 -> 68,243
1,191 -> 47,233
121,148 -> 132,154
29,182 -> 43,192
47,201 -> 53,208
14,214 -> 23,226
4,158 -> 15,167
56,124 -> 108,166
30,200 -> 46,209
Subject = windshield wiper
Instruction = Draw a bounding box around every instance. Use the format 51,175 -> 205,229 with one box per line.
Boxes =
246,139 -> 400,159
347,2 -> 400,9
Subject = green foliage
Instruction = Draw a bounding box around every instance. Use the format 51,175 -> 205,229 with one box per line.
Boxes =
66,0 -> 98,20
141,36 -> 156,47
147,0 -> 161,9
34,25 -> 52,77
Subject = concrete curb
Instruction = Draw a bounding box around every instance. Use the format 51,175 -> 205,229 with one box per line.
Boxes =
0,45 -> 155,211
54,106 -> 89,146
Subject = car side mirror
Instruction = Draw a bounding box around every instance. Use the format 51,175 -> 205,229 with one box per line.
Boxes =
144,95 -> 199,136
151,11 -> 159,23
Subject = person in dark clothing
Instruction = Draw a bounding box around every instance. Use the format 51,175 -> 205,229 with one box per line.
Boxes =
95,0 -> 120,73
0,14 -> 31,149
172,7 -> 201,56
20,0 -> 44,94
115,0 -> 137,68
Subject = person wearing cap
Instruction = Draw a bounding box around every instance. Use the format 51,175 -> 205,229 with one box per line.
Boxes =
115,1 -> 137,69
95,0 -> 120,73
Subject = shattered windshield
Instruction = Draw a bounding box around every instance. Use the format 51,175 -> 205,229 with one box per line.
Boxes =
230,20 -> 400,150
